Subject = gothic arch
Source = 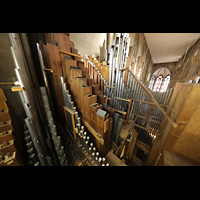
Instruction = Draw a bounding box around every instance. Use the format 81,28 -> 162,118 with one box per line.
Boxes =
151,66 -> 171,78
149,67 -> 171,92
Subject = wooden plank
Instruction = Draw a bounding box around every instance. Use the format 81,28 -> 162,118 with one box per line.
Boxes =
80,68 -> 90,77
80,86 -> 92,117
0,130 -> 13,143
96,114 -> 105,136
0,112 -> 11,122
11,86 -> 24,92
105,151 -> 127,166
104,119 -> 109,133
101,118 -> 112,157
0,82 -> 14,85
70,40 -> 74,50
119,121 -> 135,141
62,59 -> 78,83
126,100 -> 132,120
46,43 -> 65,120
90,103 -> 102,131
53,33 -> 70,52
163,150 -> 194,166
92,85 -> 99,93
87,79 -> 94,86
94,90 -> 103,96
43,68 -> 54,73
69,68 -> 83,99
60,49 -> 87,60
93,70 -> 98,85
144,104 -> 153,127
115,109 -> 127,115
134,123 -> 158,135
74,54 -> 82,61
77,61 -> 85,68
0,151 -> 20,166
43,33 -> 55,44
84,95 -> 97,124
70,68 -> 83,82
100,79 -> 104,91
0,140 -> 16,157
144,138 -> 161,166
0,121 -> 13,133
63,106 -> 76,140
81,118 -> 104,145
74,77 -> 87,111
132,99 -> 168,108
115,97 -> 131,102
0,89 -> 7,102
124,57 -> 131,87
104,66 -> 109,83
0,102 -> 8,113
98,95 -> 107,104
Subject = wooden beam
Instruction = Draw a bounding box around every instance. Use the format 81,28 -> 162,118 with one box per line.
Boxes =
105,151 -> 127,166
126,100 -> 132,120
132,99 -> 168,108
0,82 -> 14,85
134,123 -> 159,135
11,86 -> 24,92
115,97 -> 131,102
63,106 -> 77,140
43,68 -> 54,73
81,117 -> 104,145
59,49 -> 87,60
115,109 -> 127,115
144,104 -> 153,127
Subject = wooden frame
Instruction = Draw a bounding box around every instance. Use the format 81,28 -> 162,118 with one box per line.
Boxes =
63,106 -> 77,140
120,68 -> 177,128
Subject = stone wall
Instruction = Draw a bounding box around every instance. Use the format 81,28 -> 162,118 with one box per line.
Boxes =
149,38 -> 200,89
170,38 -> 200,87
128,33 -> 154,85
130,34 -> 200,89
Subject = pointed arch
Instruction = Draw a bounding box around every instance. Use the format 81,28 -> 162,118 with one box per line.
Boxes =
149,67 -> 171,92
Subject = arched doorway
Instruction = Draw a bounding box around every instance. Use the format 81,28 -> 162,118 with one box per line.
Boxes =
149,67 -> 171,92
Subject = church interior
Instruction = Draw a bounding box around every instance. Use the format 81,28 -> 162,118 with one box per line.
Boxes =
0,33 -> 200,166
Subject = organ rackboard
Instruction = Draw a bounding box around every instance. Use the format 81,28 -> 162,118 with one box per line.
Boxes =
0,89 -> 21,166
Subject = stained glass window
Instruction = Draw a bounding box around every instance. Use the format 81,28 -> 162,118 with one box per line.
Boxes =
160,75 -> 170,92
149,75 -> 155,90
153,75 -> 163,92
149,67 -> 171,93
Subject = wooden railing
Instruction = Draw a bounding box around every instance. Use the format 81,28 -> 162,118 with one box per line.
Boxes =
120,68 -> 177,128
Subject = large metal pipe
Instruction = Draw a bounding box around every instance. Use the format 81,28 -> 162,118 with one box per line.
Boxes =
9,33 -> 53,166
114,118 -> 124,145
112,112 -> 120,140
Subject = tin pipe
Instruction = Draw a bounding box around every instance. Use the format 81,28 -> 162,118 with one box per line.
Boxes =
114,118 -> 124,145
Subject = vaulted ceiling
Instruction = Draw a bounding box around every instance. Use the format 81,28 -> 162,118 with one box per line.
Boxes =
144,33 -> 200,64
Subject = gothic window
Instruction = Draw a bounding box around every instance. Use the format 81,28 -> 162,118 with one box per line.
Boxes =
160,75 -> 170,92
149,75 -> 155,90
149,67 -> 171,93
153,75 -> 163,92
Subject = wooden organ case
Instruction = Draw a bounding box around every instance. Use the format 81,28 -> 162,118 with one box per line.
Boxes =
145,83 -> 200,166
